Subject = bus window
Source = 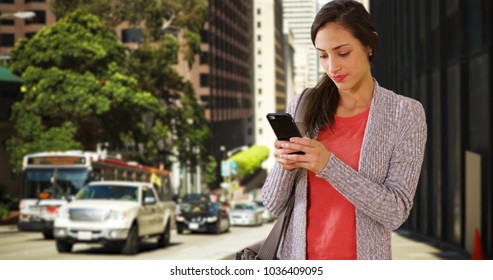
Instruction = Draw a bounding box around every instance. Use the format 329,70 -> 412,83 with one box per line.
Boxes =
23,169 -> 89,199
23,169 -> 54,198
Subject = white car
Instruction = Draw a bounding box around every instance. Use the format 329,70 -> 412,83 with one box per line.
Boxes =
54,181 -> 175,255
229,202 -> 264,226
255,201 -> 276,223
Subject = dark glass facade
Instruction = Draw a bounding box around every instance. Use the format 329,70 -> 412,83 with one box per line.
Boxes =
370,0 -> 491,258
206,0 -> 254,159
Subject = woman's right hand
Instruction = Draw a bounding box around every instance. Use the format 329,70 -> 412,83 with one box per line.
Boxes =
273,140 -> 300,170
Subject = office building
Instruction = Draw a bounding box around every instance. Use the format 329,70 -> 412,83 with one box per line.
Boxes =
282,0 -> 319,93
370,0 -> 492,259
252,0 -> 286,169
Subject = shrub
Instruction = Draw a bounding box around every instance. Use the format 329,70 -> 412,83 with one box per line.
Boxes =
229,145 -> 270,178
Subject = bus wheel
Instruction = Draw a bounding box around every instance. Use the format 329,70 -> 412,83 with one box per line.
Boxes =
121,224 -> 139,255
157,222 -> 170,247
56,239 -> 73,253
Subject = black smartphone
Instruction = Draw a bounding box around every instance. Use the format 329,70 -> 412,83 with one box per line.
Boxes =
266,113 -> 304,155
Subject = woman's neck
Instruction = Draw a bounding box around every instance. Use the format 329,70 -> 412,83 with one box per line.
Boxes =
336,74 -> 374,117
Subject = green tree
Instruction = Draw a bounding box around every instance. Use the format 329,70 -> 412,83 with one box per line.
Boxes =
6,10 -> 166,169
229,145 -> 270,178
39,0 -> 213,185
51,0 -> 116,27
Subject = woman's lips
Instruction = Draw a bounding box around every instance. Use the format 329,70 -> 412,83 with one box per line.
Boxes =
331,74 -> 347,82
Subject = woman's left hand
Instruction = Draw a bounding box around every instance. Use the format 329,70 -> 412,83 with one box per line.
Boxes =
278,137 -> 331,174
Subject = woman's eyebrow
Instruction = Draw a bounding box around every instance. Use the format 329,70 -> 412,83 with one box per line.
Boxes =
315,44 -> 350,51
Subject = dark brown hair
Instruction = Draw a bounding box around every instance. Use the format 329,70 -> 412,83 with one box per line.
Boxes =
303,0 -> 378,137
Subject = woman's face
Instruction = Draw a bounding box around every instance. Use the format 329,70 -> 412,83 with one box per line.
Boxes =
314,22 -> 372,92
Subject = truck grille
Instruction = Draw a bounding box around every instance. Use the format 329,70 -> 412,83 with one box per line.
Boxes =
69,209 -> 107,222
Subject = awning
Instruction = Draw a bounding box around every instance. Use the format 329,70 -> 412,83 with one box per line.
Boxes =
0,66 -> 22,84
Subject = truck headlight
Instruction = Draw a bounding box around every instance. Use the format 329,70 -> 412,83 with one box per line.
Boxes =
58,208 -> 69,219
206,216 -> 217,223
176,215 -> 184,222
106,210 -> 128,220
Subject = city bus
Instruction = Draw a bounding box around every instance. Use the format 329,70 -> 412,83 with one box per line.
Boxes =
18,150 -> 174,238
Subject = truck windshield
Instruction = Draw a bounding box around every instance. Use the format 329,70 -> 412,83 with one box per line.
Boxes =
76,185 -> 138,202
22,168 -> 89,199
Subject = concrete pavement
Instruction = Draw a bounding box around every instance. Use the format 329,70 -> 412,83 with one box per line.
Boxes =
392,229 -> 470,260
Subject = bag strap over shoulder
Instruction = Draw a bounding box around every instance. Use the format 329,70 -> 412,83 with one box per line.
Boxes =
256,188 -> 296,260
253,89 -> 309,260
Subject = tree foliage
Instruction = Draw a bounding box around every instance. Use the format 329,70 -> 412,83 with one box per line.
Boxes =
9,0 -> 214,187
229,145 -> 270,178
7,10 -> 166,168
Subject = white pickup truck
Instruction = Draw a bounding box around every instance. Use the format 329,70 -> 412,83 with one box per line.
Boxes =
54,181 -> 175,255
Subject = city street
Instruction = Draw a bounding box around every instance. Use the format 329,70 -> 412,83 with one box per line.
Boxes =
0,223 -> 274,260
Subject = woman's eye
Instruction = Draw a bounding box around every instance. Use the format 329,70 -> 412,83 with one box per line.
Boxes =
339,51 -> 350,57
319,54 -> 328,59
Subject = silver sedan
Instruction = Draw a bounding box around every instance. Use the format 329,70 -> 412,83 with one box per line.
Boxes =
228,202 -> 264,226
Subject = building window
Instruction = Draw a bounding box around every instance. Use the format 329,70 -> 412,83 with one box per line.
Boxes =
259,128 -> 263,135
200,74 -> 209,87
257,21 -> 261,28
200,52 -> 209,65
25,32 -> 37,39
257,35 -> 261,41
25,10 -> 46,25
0,33 -> 15,47
258,88 -> 262,94
121,28 -> 143,43
257,8 -> 261,15
0,19 -> 14,26
200,29 -> 208,43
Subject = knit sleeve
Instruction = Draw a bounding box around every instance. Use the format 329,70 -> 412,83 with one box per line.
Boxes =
317,99 -> 427,230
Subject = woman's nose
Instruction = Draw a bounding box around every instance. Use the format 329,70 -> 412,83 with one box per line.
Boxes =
327,56 -> 341,74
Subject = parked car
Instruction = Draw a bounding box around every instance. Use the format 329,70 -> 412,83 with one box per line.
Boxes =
255,200 -> 276,223
54,181 -> 175,255
229,202 -> 264,226
176,201 -> 230,234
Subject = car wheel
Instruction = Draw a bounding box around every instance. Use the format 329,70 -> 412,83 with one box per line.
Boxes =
213,221 -> 221,234
157,221 -> 170,247
43,230 -> 54,239
121,224 -> 139,255
225,218 -> 230,233
56,239 -> 73,253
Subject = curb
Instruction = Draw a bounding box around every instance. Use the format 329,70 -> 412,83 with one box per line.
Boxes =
0,225 -> 18,234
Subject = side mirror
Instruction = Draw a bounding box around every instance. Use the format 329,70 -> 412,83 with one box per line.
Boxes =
144,196 -> 156,205
66,195 -> 75,202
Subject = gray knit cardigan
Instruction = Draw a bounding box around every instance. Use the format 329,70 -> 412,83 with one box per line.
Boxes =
262,81 -> 427,260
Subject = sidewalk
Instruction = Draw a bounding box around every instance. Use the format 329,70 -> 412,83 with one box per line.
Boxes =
392,229 -> 470,260
0,224 -> 471,260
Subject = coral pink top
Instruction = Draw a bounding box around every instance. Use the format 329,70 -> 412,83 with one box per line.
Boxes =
306,107 -> 370,259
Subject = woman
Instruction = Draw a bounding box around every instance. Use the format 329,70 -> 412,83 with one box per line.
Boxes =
262,0 -> 427,260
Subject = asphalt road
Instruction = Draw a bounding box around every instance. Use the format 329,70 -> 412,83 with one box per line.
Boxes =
0,222 -> 275,260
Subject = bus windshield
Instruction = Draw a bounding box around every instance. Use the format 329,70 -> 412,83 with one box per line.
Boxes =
22,168 -> 89,199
